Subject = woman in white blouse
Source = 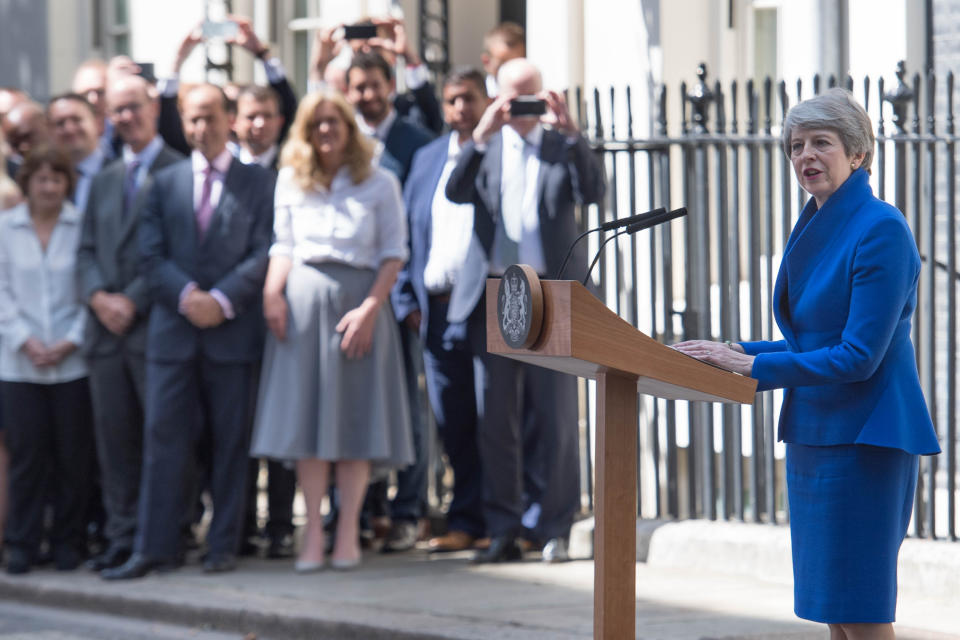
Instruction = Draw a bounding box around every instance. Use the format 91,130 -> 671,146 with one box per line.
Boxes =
251,91 -> 413,572
0,146 -> 94,574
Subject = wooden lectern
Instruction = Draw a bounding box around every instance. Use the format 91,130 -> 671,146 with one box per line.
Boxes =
486,274 -> 757,640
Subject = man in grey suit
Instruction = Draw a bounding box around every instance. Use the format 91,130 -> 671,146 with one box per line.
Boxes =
445,58 -> 606,564
77,75 -> 184,573
103,84 -> 274,579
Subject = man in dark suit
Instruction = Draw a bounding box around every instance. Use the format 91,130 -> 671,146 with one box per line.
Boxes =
445,58 -> 606,563
391,68 -> 492,552
77,75 -> 183,573
103,84 -> 274,579
345,51 -> 434,552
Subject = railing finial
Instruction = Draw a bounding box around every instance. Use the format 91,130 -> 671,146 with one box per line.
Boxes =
883,60 -> 914,134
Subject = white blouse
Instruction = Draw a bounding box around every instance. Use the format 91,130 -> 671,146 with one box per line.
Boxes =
0,202 -> 88,383
270,165 -> 408,269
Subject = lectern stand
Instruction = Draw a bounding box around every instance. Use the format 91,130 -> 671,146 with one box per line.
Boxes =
486,276 -> 757,640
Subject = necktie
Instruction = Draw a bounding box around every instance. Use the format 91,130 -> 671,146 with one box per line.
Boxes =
122,159 -> 140,218
196,165 -> 215,238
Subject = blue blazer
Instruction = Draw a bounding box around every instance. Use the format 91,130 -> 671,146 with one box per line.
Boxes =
391,135 -> 450,339
379,116 -> 434,187
138,157 -> 275,364
742,169 -> 940,455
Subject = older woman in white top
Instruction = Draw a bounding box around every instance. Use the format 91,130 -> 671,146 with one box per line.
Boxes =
251,91 -> 413,572
0,145 -> 94,574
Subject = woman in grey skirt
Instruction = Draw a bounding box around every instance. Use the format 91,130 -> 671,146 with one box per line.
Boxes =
251,91 -> 413,572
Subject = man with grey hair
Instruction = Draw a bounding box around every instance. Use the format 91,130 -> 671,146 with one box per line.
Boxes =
77,74 -> 183,573
446,58 -> 606,563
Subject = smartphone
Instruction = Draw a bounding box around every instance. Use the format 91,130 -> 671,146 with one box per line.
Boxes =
202,19 -> 239,39
343,23 -> 378,40
135,62 -> 155,83
510,96 -> 547,117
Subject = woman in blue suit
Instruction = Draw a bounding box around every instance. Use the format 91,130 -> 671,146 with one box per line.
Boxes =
675,88 -> 940,639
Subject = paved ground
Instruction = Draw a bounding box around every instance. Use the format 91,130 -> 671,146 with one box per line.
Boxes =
0,535 -> 956,640
0,600 -> 246,640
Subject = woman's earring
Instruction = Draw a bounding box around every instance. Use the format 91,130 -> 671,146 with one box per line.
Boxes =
851,162 -> 857,169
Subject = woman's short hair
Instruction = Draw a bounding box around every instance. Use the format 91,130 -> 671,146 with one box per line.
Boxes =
15,144 -> 76,196
280,90 -> 374,190
782,88 -> 875,173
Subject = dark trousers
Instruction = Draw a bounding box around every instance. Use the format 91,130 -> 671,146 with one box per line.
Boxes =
243,458 -> 296,539
242,362 -> 295,541
422,296 -> 484,537
87,349 -> 146,551
390,324 -> 428,522
468,302 -> 581,541
1,378 -> 95,558
135,358 -> 252,561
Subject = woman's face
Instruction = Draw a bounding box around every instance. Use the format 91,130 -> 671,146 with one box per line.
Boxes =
309,101 -> 349,160
789,128 -> 864,207
26,163 -> 69,211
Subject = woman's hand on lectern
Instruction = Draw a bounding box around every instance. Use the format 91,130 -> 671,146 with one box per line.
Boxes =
672,339 -> 755,377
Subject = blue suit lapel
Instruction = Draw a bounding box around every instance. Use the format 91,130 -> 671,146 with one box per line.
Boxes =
773,169 -> 872,347
170,161 -> 198,258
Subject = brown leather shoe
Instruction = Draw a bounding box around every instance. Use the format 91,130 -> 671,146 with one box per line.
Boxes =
427,530 -> 475,553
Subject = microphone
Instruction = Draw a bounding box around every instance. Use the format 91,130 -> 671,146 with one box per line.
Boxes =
582,207 -> 687,286
554,207 -> 667,280
598,206 -> 667,232
624,206 -> 687,234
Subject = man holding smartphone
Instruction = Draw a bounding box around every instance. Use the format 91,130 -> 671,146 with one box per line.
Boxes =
157,16 -> 297,157
445,58 -> 606,564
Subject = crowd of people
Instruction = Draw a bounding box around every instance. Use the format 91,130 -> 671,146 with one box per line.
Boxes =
0,14 -> 606,579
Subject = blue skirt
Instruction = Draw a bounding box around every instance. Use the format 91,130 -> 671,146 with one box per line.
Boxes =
786,443 -> 918,623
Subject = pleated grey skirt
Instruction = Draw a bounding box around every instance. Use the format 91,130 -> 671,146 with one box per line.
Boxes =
251,262 -> 413,469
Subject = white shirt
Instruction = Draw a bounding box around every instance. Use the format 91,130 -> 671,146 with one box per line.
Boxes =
423,133 -> 475,293
270,165 -> 408,269
0,202 -> 88,383
358,109 -> 397,143
495,124 -> 545,274
237,143 -> 278,169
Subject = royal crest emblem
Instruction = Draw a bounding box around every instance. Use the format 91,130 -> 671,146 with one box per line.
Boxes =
495,264 -> 543,349
501,271 -> 527,344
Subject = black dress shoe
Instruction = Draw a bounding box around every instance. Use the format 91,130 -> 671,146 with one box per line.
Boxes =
101,553 -> 174,580
237,537 -> 260,557
266,534 -> 294,559
86,546 -> 132,572
202,553 -> 237,573
53,546 -> 83,571
471,535 -> 523,565
5,550 -> 30,575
